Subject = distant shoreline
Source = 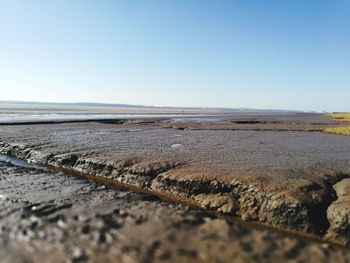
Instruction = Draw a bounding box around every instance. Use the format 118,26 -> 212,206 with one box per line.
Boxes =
0,100 -> 304,113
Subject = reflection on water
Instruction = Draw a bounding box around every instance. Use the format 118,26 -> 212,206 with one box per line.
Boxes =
0,154 -> 47,170
0,102 -> 298,124
0,113 -> 226,123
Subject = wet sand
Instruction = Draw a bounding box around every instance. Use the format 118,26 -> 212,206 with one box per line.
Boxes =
0,111 -> 350,261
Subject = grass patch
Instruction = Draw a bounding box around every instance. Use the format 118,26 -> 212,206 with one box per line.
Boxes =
323,113 -> 350,135
324,113 -> 350,122
324,126 -> 350,136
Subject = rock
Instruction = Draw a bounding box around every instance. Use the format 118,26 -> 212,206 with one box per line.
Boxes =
326,178 -> 350,245
194,193 -> 236,214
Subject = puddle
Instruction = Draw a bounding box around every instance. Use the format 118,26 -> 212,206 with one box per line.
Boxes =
0,154 -> 47,170
170,144 -> 182,149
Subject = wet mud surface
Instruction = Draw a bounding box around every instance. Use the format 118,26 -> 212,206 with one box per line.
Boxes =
0,112 -> 350,255
1,158 -> 350,263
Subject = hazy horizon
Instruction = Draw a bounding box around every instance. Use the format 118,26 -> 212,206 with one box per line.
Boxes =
0,99 -> 307,112
1,1 -> 349,112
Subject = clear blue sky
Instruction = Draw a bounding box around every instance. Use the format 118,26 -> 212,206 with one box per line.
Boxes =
1,0 -> 349,111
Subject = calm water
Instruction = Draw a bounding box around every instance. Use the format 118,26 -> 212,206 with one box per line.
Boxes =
0,102 -> 299,123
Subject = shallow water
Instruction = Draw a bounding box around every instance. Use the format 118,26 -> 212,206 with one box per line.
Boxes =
0,113 -> 198,123
0,109 -> 298,124
0,154 -> 42,169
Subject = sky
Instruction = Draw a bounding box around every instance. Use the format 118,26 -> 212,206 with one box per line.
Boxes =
0,0 -> 349,112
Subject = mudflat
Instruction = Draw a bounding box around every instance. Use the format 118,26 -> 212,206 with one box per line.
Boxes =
1,112 -> 350,261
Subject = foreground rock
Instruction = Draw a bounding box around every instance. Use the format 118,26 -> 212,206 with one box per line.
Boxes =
1,159 -> 350,263
326,179 -> 350,244
0,113 -> 349,245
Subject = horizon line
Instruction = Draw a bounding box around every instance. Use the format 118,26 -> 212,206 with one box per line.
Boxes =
0,99 -> 317,113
